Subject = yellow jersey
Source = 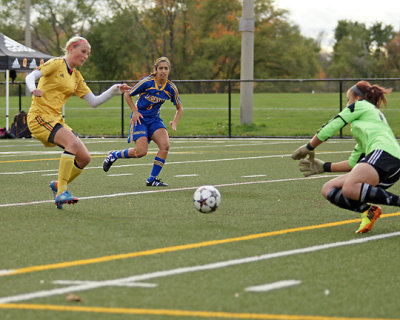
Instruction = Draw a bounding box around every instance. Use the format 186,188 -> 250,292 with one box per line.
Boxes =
29,57 -> 91,117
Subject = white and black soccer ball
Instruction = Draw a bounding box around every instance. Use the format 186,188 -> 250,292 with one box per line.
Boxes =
193,185 -> 221,213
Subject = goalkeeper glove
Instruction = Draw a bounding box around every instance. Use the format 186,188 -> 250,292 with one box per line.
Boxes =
291,143 -> 315,160
299,158 -> 325,177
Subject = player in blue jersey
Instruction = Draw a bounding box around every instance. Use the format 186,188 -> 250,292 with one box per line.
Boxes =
292,81 -> 400,233
102,57 -> 183,186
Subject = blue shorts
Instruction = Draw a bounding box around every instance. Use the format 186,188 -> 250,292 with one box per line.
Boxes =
128,117 -> 166,143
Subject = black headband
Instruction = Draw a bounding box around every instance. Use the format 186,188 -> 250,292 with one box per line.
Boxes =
351,85 -> 365,98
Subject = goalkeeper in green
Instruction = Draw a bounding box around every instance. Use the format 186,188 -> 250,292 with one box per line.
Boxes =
292,80 -> 400,234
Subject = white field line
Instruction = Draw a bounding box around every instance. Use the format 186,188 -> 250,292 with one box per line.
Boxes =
0,232 -> 398,304
0,138 -> 355,158
245,280 -> 301,292
0,140 -> 309,156
0,270 -> 13,276
0,152 -> 350,175
0,138 -> 360,150
242,175 -> 267,178
0,175 -> 339,208
1,154 -> 283,175
174,174 -> 199,177
52,280 -> 157,288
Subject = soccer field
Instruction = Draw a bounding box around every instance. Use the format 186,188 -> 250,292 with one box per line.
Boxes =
0,138 -> 399,320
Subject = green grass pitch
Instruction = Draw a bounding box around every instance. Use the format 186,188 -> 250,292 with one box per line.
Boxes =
0,137 -> 399,319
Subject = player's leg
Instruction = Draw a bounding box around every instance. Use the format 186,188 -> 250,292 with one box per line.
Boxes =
339,163 -> 383,233
321,173 -> 371,213
103,137 -> 148,172
27,116 -> 82,208
340,156 -> 400,207
52,126 -> 82,206
103,123 -> 148,172
49,137 -> 89,208
146,128 -> 169,187
322,174 -> 378,233
322,160 -> 400,233
68,136 -> 90,183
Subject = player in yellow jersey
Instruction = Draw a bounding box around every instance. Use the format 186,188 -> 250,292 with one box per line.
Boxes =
26,36 -> 130,209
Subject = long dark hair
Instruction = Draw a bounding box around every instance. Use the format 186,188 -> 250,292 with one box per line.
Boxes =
351,80 -> 392,108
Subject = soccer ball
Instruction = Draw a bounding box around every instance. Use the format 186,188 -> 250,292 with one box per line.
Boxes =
193,185 -> 221,213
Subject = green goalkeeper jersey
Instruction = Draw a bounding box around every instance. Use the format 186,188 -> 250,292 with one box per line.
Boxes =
316,100 -> 400,168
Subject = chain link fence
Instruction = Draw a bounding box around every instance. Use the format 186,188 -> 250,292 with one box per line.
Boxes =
2,78 -> 400,138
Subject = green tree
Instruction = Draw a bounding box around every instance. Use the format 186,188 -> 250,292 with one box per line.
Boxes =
1,0 -> 323,81
254,14 -> 320,79
329,20 -> 395,78
0,0 -> 32,42
329,20 -> 371,78
1,0 -> 108,55
186,0 -> 242,80
84,9 -> 147,80
378,32 -> 400,77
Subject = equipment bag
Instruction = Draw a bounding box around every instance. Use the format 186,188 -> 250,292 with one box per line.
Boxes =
11,111 -> 31,138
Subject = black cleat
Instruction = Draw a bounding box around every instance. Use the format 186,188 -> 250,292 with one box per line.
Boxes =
146,179 -> 168,187
103,152 -> 117,172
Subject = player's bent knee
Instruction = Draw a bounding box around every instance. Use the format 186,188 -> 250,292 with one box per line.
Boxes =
341,185 -> 358,200
77,154 -> 91,168
163,144 -> 170,152
321,183 -> 332,199
135,150 -> 147,158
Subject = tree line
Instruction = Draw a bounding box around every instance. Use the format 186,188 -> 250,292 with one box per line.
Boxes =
1,0 -> 399,81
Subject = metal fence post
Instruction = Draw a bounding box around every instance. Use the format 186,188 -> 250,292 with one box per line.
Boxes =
121,92 -> 124,138
339,80 -> 343,138
228,80 -> 232,138
18,84 -> 22,112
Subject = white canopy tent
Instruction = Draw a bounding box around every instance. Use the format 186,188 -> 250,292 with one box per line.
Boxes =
0,33 -> 53,130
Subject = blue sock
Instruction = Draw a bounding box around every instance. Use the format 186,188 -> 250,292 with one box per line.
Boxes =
112,149 -> 130,159
148,157 -> 165,182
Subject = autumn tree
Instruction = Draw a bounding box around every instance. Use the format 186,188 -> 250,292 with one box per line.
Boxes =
328,20 -> 395,78
378,32 -> 400,77
253,1 -> 320,79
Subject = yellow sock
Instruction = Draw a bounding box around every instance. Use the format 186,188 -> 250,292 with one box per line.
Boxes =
57,152 -> 75,196
68,163 -> 83,183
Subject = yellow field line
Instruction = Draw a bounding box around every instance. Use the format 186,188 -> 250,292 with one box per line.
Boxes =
2,212 -> 399,278
0,303 -> 398,320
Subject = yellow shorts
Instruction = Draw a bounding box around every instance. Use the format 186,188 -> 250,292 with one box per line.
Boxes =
27,113 -> 73,147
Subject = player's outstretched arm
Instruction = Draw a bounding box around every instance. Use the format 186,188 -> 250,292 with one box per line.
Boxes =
83,84 -> 131,108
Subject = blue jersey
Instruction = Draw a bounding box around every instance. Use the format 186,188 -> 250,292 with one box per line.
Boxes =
128,75 -> 181,118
